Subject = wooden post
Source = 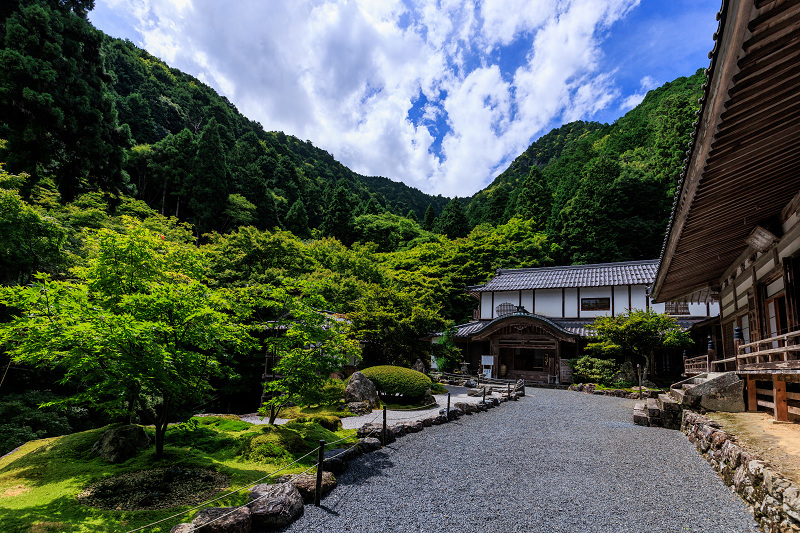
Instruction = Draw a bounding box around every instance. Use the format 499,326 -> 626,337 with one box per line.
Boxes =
774,376 -> 789,422
637,364 -> 642,398
382,406 -> 387,446
482,387 -> 486,404
446,393 -> 451,419
315,440 -> 325,506
746,375 -> 758,412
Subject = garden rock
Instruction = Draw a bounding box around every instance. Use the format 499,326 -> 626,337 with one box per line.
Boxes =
357,423 -> 395,445
464,378 -> 477,388
91,424 -> 150,463
357,437 -> 381,452
412,359 -> 426,373
346,401 -> 372,416
248,482 -> 303,529
404,420 -> 424,433
467,388 -> 487,397
170,525 -> 194,533
344,372 -> 380,408
275,473 -> 336,503
192,506 -> 251,533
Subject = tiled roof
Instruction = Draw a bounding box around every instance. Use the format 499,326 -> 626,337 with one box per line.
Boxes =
452,313 -> 580,339
470,260 -> 659,292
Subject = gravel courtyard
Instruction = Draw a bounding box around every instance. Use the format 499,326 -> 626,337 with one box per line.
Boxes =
280,387 -> 761,533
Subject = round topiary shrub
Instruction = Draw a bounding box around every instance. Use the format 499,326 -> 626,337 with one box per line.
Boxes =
360,366 -> 432,398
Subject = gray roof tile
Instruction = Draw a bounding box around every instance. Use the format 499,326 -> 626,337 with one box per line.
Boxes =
471,260 -> 659,292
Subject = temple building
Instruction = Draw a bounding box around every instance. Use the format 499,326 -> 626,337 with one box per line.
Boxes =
450,260 -> 718,384
650,0 -> 800,422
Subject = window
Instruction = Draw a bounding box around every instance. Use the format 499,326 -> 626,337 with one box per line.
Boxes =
665,302 -> 690,315
581,297 -> 610,311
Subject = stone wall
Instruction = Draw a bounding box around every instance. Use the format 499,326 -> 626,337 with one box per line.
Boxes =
682,411 -> 800,533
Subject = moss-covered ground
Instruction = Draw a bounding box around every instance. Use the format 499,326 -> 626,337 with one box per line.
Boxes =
0,416 -> 356,533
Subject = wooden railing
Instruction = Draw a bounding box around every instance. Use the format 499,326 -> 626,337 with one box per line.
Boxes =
683,355 -> 708,375
737,330 -> 800,371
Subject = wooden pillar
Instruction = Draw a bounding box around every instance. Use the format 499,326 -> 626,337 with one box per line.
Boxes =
746,375 -> 758,412
774,376 -> 788,422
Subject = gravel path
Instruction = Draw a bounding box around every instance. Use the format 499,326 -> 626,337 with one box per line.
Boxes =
278,387 -> 761,533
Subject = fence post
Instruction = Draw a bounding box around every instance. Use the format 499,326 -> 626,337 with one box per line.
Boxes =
315,440 -> 325,506
382,406 -> 387,447
447,392 -> 451,419
507,383 -> 510,400
482,387 -> 486,404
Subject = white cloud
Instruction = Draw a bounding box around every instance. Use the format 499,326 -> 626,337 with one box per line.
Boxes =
620,74 -> 661,111
93,0 -> 643,196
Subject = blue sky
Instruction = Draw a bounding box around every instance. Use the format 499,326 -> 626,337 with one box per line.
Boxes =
89,0 -> 721,196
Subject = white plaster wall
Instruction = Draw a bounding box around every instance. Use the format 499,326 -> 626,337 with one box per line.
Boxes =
521,290 -> 534,314
564,288 -> 578,318
688,302 -> 715,316
613,285 -> 629,315
579,287 -> 614,318
630,285 -> 648,311
535,289 -> 562,317
709,301 -> 720,315
480,293 -> 492,320
650,300 -> 666,314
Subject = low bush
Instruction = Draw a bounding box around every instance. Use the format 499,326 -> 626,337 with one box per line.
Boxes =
569,356 -> 618,386
303,378 -> 345,407
0,391 -> 73,456
294,415 -> 342,432
361,365 -> 432,398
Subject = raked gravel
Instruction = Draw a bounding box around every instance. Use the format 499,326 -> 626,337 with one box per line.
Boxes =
278,387 -> 761,533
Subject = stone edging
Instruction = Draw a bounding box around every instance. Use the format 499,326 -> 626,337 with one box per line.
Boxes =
682,411 -> 800,533
169,395 -> 519,532
567,382 -> 659,399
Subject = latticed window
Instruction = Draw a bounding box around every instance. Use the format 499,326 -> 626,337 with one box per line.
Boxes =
665,301 -> 690,315
496,302 -> 516,317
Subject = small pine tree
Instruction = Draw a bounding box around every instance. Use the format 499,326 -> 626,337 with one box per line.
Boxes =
406,209 -> 418,223
422,204 -> 437,231
285,199 -> 310,238
434,198 -> 470,238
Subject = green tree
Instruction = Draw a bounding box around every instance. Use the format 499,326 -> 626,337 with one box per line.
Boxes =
406,209 -> 418,223
186,118 -> 229,235
0,0 -> 131,201
589,309 -> 692,381
0,220 -> 254,458
285,199 -> 310,238
0,185 -> 66,285
511,166 -> 550,231
434,198 -> 469,238
422,204 -> 437,231
321,183 -> 356,244
259,283 -> 360,424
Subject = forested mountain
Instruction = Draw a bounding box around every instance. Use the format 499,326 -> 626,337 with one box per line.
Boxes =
466,71 -> 704,264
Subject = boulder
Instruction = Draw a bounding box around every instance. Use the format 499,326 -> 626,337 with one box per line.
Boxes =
411,358 -> 426,373
192,506 -> 251,533
344,372 -> 380,408
357,437 -> 381,452
346,401 -> 372,416
467,388 -> 487,397
357,423 -> 395,445
404,420 -> 424,433
464,378 -> 477,388
91,424 -> 149,463
170,525 -> 194,533
248,482 -> 304,529
274,472 -> 336,503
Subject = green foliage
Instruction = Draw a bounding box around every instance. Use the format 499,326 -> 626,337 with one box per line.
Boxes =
303,379 -> 346,407
0,391 -> 73,456
360,365 -> 432,398
0,219 -> 256,458
590,309 -> 692,379
259,282 -> 361,423
433,323 -> 461,372
293,415 -> 342,432
434,198 -> 470,238
569,356 -> 618,385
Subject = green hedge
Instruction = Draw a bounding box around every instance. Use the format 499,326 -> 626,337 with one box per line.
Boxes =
361,365 -> 432,398
569,356 -> 618,385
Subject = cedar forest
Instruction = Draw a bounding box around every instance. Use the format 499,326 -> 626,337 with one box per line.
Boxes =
0,0 -> 703,453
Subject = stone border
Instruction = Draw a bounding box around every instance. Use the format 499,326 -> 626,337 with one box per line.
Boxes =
567,382 -> 660,399
682,411 -> 800,533
169,393 -> 519,532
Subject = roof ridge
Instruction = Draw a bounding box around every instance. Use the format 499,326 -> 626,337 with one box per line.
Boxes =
497,259 -> 658,274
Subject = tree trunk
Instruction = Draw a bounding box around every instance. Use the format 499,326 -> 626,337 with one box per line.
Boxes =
268,404 -> 282,425
154,397 -> 170,459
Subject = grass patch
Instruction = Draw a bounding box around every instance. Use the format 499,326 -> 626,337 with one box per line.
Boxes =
279,403 -> 355,419
429,382 -> 448,394
0,417 -> 355,532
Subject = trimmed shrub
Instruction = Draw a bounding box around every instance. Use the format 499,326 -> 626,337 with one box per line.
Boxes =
303,379 -> 345,407
294,415 -> 342,432
361,365 -> 432,398
569,356 -> 618,385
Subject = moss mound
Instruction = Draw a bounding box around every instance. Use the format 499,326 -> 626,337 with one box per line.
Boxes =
361,365 -> 432,398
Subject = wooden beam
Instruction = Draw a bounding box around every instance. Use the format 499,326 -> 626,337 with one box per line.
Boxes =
747,375 -> 758,411
775,376 -> 789,421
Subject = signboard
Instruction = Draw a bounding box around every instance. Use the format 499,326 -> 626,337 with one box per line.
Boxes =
560,360 -> 573,384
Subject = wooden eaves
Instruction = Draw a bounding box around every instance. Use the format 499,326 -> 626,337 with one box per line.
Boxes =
651,0 -> 800,303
